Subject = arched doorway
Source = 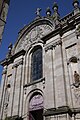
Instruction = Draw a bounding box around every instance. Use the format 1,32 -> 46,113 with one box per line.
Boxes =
29,93 -> 43,120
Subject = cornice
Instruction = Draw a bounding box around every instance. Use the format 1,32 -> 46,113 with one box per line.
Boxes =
43,107 -> 80,116
43,106 -> 72,116
13,11 -> 80,52
0,49 -> 26,66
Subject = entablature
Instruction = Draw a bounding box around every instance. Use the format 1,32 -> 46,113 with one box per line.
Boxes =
0,49 -> 26,67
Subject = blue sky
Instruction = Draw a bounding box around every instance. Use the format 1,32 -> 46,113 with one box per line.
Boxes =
0,0 -> 75,81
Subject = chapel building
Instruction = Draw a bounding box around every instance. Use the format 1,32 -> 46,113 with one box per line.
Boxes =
0,0 -> 80,120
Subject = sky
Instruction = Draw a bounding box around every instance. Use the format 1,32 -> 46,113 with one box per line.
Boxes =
0,0 -> 75,81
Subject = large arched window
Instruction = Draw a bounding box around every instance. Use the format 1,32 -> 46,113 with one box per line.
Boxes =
31,46 -> 43,81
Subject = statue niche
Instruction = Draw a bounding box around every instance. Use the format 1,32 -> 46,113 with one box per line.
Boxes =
69,56 -> 80,88
73,71 -> 80,88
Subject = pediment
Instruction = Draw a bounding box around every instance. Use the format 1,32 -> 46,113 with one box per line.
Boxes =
13,19 -> 54,54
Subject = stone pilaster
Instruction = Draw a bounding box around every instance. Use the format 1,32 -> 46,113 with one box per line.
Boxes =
10,58 -> 23,116
0,66 -> 7,120
19,55 -> 27,117
45,38 -> 67,108
7,65 -> 17,117
54,40 -> 67,107
44,45 -> 56,109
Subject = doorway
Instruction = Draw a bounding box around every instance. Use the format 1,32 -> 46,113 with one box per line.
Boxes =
29,93 -> 43,120
29,109 -> 43,120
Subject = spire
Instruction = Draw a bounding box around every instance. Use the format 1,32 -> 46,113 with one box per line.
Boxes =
52,2 -> 60,28
46,7 -> 51,17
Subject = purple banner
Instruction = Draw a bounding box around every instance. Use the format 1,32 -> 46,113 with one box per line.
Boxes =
29,94 -> 43,111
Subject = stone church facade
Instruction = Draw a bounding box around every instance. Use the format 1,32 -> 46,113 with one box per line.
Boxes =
0,0 -> 80,120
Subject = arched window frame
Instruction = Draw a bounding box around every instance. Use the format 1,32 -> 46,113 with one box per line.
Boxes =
28,45 -> 43,82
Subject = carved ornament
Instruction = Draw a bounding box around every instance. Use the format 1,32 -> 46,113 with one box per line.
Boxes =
16,24 -> 52,52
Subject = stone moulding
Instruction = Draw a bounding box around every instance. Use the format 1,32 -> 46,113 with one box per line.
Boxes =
0,49 -> 26,66
24,77 -> 45,88
42,12 -> 80,43
5,115 -> 23,120
43,106 -> 72,116
14,18 -> 53,50
43,106 -> 80,117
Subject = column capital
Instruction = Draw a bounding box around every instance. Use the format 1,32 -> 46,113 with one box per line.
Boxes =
45,40 -> 62,52
12,58 -> 23,69
45,45 -> 54,52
